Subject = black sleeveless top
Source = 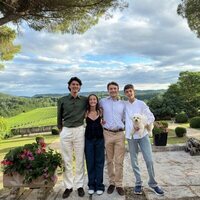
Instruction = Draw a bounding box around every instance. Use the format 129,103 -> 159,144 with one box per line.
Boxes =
85,116 -> 104,139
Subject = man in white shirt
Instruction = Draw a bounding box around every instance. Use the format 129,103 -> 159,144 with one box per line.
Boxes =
124,84 -> 164,196
100,81 -> 125,196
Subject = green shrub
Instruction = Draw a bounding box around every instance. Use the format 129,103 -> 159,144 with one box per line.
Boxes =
190,117 -> 200,128
175,127 -> 187,137
51,127 -> 59,135
175,113 -> 188,123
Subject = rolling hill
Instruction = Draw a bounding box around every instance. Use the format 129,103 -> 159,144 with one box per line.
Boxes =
7,107 -> 57,128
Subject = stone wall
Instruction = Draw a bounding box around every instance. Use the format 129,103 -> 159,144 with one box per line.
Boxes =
11,125 -> 56,136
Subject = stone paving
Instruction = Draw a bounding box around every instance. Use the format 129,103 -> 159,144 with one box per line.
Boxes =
126,151 -> 200,200
1,149 -> 199,200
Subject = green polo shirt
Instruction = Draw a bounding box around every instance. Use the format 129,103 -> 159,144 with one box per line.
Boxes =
57,94 -> 87,129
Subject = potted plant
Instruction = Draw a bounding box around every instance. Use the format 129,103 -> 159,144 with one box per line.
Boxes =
153,121 -> 168,146
1,137 -> 63,188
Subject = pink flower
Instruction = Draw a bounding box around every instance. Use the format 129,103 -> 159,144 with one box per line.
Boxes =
1,160 -> 13,166
28,156 -> 34,161
43,167 -> 48,172
20,154 -> 25,159
20,149 -> 34,160
39,142 -> 46,149
43,172 -> 49,179
36,149 -> 42,154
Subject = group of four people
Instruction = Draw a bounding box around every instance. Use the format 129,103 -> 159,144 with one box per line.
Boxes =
57,77 -> 164,199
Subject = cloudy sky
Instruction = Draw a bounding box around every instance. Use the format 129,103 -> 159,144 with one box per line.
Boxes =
0,0 -> 200,96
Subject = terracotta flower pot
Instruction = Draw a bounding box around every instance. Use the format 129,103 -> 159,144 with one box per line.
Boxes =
3,172 -> 57,188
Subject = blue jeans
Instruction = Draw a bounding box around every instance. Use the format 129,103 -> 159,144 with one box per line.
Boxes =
128,134 -> 157,187
85,138 -> 105,191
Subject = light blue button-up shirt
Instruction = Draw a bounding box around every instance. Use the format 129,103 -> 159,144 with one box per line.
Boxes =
100,97 -> 125,130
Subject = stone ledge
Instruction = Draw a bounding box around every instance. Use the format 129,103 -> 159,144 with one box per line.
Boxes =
126,144 -> 186,152
152,144 -> 186,152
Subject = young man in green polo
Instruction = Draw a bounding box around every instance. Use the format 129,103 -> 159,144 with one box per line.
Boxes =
57,77 -> 87,198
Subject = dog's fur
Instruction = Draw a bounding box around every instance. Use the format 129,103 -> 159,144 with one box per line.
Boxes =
131,113 -> 153,137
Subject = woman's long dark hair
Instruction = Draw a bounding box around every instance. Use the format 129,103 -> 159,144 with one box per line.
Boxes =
86,94 -> 101,113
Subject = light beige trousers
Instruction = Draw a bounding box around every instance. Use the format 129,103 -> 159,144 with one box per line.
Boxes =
60,125 -> 85,189
103,130 -> 125,187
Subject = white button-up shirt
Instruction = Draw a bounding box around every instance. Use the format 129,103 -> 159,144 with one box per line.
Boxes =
100,97 -> 125,130
124,99 -> 155,139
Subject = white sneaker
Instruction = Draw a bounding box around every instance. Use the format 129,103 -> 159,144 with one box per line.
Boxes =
88,189 -> 94,195
96,190 -> 104,195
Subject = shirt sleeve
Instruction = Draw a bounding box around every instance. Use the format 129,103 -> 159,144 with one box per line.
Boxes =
122,100 -> 126,124
142,102 -> 155,124
57,98 -> 63,129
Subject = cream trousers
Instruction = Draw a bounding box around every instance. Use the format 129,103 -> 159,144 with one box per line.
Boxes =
60,125 -> 85,189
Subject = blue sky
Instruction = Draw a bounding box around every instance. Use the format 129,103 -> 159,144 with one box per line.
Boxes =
0,0 -> 200,96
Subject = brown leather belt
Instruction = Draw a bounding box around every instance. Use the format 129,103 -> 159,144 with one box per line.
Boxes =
104,128 -> 124,133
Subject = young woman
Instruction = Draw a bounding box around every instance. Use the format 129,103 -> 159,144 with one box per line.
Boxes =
84,94 -> 105,195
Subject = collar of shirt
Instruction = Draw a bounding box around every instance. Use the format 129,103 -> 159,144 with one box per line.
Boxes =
127,98 -> 137,104
68,94 -> 81,99
107,96 -> 121,101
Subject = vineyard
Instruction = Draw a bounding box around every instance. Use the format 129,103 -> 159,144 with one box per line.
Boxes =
7,107 -> 57,128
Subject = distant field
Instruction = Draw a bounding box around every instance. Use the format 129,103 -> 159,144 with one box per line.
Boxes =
7,107 -> 57,128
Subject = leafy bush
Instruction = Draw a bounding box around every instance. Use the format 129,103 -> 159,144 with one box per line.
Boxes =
175,127 -> 187,137
190,117 -> 200,128
175,113 -> 188,123
51,127 -> 59,135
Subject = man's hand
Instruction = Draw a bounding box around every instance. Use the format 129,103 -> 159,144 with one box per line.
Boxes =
134,127 -> 140,132
101,119 -> 106,125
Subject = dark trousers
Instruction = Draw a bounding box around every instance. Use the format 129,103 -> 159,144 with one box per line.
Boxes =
85,137 -> 105,191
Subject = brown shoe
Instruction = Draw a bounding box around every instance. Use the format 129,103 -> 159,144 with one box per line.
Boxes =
62,188 -> 73,198
116,187 -> 125,196
107,185 -> 115,194
77,187 -> 85,197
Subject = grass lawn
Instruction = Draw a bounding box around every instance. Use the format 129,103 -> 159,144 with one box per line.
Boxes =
167,129 -> 188,144
173,123 -> 190,128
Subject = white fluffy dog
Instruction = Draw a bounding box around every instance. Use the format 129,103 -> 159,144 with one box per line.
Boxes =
131,113 -> 153,137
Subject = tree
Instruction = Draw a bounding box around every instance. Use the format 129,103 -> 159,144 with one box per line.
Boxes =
177,71 -> 200,116
148,71 -> 200,119
177,0 -> 200,38
0,0 -> 128,34
0,26 -> 21,69
178,71 -> 200,102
